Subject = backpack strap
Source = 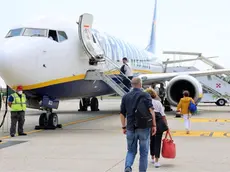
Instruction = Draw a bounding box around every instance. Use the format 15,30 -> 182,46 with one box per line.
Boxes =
133,92 -> 145,112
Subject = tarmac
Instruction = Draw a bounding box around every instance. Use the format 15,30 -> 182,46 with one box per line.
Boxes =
0,98 -> 230,172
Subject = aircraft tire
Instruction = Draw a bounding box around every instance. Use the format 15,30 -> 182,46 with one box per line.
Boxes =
90,97 -> 99,111
48,113 -> 58,128
39,113 -> 48,127
79,98 -> 88,111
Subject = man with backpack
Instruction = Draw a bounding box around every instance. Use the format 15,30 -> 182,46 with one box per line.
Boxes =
176,90 -> 196,134
120,77 -> 157,172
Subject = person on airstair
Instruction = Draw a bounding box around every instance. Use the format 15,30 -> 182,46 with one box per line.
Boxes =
120,57 -> 133,91
176,90 -> 195,134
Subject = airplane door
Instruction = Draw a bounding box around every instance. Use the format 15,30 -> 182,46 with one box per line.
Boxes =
78,13 -> 105,64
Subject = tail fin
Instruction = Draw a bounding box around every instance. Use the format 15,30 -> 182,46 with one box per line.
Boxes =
146,0 -> 157,54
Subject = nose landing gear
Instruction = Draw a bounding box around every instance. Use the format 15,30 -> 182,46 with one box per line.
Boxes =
35,109 -> 62,130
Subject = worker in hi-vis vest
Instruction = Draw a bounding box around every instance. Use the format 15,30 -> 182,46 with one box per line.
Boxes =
8,85 -> 27,137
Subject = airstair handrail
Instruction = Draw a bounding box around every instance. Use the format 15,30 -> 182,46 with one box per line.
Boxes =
199,56 -> 224,69
199,56 -> 230,83
94,70 -> 129,96
102,68 -> 130,93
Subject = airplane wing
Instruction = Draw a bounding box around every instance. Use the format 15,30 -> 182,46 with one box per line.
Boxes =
138,69 -> 230,85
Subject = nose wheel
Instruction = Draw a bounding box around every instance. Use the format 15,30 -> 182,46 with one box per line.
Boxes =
35,110 -> 62,130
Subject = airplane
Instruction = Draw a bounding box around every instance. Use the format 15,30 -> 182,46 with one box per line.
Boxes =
1,0 -> 230,130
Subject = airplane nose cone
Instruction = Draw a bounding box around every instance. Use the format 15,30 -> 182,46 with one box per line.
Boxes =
0,47 -> 7,71
0,37 -> 42,87
0,39 -> 29,86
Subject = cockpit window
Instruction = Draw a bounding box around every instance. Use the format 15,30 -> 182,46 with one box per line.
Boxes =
23,28 -> 47,37
5,27 -> 68,43
57,31 -> 68,42
5,28 -> 23,38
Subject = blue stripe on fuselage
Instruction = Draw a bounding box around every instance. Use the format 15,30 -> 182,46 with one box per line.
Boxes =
24,79 -> 115,100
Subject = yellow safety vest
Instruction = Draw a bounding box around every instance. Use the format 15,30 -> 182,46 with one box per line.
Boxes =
10,93 -> 27,111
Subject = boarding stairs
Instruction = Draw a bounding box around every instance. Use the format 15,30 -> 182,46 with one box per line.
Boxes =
84,57 -> 131,97
78,13 -> 131,97
96,56 -> 132,96
200,57 -> 230,84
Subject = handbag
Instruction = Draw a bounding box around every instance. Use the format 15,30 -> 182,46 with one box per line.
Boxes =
155,112 -> 168,133
161,130 -> 176,159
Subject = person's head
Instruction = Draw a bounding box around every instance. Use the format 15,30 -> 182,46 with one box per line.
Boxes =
145,88 -> 158,99
131,77 -> 142,88
16,85 -> 23,95
122,57 -> 128,64
183,90 -> 189,97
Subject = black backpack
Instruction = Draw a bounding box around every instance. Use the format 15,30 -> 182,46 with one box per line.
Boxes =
120,64 -> 128,75
120,64 -> 125,74
133,93 -> 153,129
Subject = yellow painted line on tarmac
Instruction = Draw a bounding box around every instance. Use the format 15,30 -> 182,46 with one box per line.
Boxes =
61,114 -> 113,127
0,114 -> 113,141
175,118 -> 230,123
169,130 -> 230,138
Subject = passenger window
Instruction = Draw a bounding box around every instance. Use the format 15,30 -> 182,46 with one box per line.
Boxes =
48,30 -> 58,42
57,31 -> 68,42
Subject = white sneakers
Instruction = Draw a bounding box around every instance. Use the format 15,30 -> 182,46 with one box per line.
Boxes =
154,162 -> 161,168
151,159 -> 161,168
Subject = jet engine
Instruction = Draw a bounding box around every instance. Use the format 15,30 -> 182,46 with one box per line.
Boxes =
166,75 -> 203,106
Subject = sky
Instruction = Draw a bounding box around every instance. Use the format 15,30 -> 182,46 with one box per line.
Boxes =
0,0 -> 230,86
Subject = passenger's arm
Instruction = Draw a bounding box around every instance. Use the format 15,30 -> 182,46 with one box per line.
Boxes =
192,98 -> 195,104
149,108 -> 156,135
120,114 -> 126,127
145,94 -> 156,135
120,96 -> 126,134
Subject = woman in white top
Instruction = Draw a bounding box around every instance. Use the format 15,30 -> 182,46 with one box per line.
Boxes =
145,88 -> 169,168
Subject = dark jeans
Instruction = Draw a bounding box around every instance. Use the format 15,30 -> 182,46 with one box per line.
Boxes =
10,111 -> 25,135
150,132 -> 163,158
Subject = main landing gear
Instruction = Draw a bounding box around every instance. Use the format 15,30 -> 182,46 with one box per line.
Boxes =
78,97 -> 99,111
35,108 -> 62,130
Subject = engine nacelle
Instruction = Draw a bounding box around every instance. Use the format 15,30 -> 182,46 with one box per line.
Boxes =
166,75 -> 203,106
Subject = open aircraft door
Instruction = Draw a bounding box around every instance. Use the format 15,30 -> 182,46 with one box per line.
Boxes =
78,13 -> 105,65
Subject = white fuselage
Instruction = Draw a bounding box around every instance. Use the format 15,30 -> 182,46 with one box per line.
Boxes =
0,17 -> 164,100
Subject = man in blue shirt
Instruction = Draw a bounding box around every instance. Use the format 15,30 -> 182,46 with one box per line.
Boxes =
120,77 -> 157,172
